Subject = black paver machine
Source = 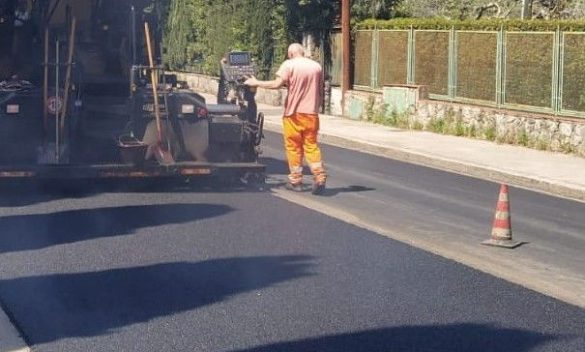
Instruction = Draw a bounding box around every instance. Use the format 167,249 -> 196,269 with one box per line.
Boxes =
0,0 -> 264,185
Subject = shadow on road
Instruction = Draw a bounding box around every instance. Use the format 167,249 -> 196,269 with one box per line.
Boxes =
260,156 -> 292,177
0,178 -> 263,208
0,203 -> 233,254
0,256 -> 315,345
261,157 -> 375,196
0,181 -> 97,207
229,324 -> 560,352
319,185 -> 375,197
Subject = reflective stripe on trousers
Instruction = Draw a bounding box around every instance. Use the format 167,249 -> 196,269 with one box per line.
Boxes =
283,112 -> 326,184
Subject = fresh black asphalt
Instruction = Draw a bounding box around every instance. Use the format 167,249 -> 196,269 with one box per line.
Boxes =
0,135 -> 583,351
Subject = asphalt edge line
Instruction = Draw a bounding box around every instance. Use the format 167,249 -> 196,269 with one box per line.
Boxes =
271,187 -> 585,309
263,121 -> 585,203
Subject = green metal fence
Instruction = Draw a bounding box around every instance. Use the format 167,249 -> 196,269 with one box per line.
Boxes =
378,31 -> 409,86
342,28 -> 585,118
414,31 -> 450,97
457,32 -> 497,103
505,32 -> 554,111
354,31 -> 373,87
561,32 -> 585,116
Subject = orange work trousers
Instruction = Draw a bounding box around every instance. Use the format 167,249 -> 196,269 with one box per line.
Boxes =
282,112 -> 326,185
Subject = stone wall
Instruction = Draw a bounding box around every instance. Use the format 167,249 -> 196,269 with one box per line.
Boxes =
332,86 -> 585,157
417,101 -> 585,156
173,72 -> 286,106
174,72 -> 218,95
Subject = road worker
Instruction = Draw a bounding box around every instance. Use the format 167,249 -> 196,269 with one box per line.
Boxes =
244,43 -> 326,195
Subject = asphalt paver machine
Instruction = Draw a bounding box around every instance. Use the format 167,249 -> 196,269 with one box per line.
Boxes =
0,0 -> 264,184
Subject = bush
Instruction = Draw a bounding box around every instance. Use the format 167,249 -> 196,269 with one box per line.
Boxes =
357,18 -> 585,32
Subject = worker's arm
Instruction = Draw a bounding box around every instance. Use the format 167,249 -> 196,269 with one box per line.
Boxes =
244,75 -> 285,90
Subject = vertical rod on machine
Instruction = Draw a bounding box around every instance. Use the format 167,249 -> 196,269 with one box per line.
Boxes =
55,40 -> 60,163
131,6 -> 136,66
144,21 -> 175,165
43,28 -> 49,133
144,23 -> 163,145
159,43 -> 172,152
60,18 -> 77,135
341,0 -> 350,114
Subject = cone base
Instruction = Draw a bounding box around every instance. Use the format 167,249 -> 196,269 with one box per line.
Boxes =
482,238 -> 523,249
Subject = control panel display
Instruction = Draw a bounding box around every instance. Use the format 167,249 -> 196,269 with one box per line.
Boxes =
228,52 -> 251,66
222,51 -> 256,83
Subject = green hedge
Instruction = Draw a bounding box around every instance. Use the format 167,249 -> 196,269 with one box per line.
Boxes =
357,18 -> 585,32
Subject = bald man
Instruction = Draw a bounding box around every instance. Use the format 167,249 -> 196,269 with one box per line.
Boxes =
244,43 -> 326,195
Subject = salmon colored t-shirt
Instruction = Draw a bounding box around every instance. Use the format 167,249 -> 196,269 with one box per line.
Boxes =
276,57 -> 323,117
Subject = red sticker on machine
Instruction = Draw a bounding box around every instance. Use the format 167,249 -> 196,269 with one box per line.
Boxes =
47,96 -> 63,115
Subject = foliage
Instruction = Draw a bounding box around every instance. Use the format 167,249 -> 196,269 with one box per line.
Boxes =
395,0 -> 520,19
394,0 -> 585,20
162,0 -> 337,78
352,0 -> 399,21
357,17 -> 585,31
163,0 -> 281,78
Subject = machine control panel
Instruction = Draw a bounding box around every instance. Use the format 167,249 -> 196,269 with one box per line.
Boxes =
221,51 -> 256,83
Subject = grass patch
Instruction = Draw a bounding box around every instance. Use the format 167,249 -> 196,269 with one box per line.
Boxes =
484,125 -> 496,141
429,118 -> 446,134
466,125 -> 477,138
536,137 -> 550,151
388,110 -> 410,129
412,120 -> 424,130
560,141 -> 577,154
454,118 -> 465,137
517,129 -> 529,146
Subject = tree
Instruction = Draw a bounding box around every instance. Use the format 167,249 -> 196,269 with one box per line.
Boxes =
395,0 -> 521,19
163,0 -> 342,77
394,0 -> 585,19
352,0 -> 399,20
533,0 -> 570,18
564,0 -> 585,17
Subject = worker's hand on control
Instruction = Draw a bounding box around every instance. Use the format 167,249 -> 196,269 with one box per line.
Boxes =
244,76 -> 259,87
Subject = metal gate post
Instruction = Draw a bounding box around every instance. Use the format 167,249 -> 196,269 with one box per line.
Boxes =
552,27 -> 564,115
407,26 -> 415,85
448,27 -> 457,100
496,26 -> 506,108
371,29 -> 379,89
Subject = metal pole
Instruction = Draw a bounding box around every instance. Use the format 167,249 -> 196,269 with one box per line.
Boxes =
131,6 -> 137,66
448,27 -> 457,100
341,0 -> 350,113
55,40 -> 60,163
407,26 -> 414,85
371,29 -> 379,89
43,28 -> 49,133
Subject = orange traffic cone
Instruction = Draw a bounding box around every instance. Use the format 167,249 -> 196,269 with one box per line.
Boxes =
482,184 -> 523,249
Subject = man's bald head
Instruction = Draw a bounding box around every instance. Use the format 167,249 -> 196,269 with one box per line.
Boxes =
288,43 -> 305,59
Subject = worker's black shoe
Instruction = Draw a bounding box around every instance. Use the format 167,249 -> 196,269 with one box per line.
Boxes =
285,182 -> 303,192
311,181 -> 326,195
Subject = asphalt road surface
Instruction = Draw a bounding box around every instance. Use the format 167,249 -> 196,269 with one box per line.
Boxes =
0,133 -> 583,351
